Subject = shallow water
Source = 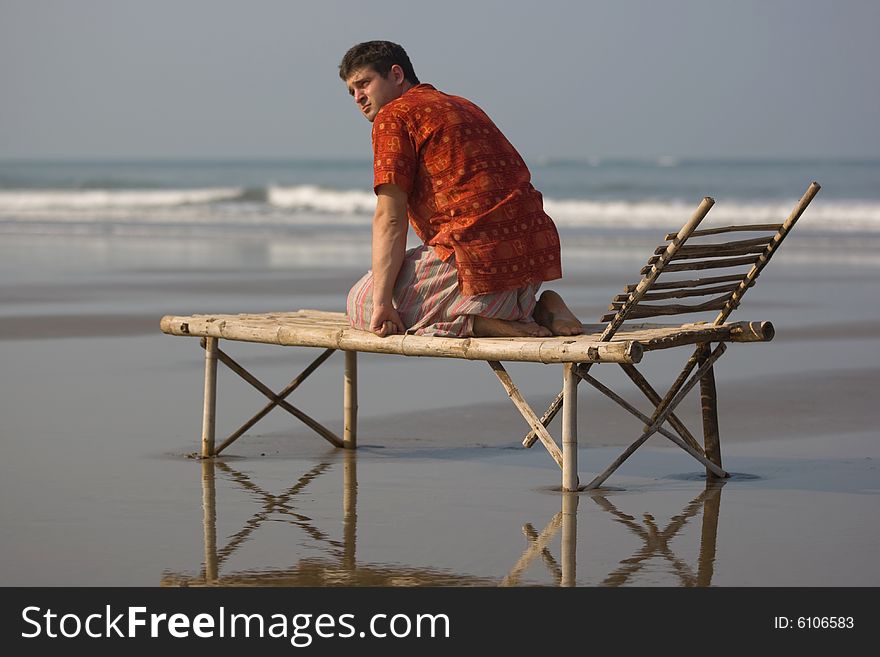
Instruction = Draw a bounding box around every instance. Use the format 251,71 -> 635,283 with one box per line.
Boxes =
1,235 -> 878,587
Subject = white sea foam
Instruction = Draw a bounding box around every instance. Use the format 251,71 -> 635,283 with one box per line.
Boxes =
1,185 -> 880,233
267,185 -> 376,214
544,198 -> 880,232
0,188 -> 243,210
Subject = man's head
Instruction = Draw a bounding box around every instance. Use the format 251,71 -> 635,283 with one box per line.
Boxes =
339,41 -> 420,123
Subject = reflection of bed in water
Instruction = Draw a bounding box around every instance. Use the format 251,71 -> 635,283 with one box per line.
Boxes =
160,455 -> 725,587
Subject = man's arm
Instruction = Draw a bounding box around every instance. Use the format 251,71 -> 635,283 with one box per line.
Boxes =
370,183 -> 408,337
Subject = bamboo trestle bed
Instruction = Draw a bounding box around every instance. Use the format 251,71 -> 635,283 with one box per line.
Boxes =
160,182 -> 820,491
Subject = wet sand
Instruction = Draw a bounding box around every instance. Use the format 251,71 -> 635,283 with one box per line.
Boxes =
0,234 -> 878,586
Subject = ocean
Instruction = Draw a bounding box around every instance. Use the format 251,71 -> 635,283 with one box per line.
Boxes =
1,159 -> 878,272
1,157 -> 878,588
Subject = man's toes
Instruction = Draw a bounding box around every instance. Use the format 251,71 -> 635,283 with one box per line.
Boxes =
522,321 -> 550,337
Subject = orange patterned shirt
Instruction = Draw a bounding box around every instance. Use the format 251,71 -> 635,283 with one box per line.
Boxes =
372,84 -> 562,296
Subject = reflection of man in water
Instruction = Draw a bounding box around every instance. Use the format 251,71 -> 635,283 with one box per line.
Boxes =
340,40 -> 582,338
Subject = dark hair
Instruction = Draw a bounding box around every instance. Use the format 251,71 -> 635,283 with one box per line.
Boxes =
338,40 -> 420,85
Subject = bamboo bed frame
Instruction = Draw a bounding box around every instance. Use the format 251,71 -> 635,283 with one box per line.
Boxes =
161,182 -> 820,491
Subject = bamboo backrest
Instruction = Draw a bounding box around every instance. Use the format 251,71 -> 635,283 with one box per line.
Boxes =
598,182 -> 821,334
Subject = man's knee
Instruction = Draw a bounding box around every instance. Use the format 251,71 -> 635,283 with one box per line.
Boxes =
347,271 -> 374,330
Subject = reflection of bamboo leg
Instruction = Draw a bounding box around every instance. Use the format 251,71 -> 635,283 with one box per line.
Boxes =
501,513 -> 563,586
561,493 -> 579,587
594,482 -> 723,586
212,462 -> 334,565
201,459 -> 218,583
343,351 -> 357,449
201,337 -> 219,457
697,481 -> 724,586
562,363 -> 579,491
342,450 -> 357,571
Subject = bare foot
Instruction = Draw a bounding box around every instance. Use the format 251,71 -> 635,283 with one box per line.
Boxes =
472,316 -> 552,338
534,290 -> 583,336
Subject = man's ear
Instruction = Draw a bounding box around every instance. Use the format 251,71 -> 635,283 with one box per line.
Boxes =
390,64 -> 405,86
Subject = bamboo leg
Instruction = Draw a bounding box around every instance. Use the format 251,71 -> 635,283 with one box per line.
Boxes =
577,368 -> 703,453
211,346 -> 336,454
576,369 -> 719,475
488,361 -> 564,469
201,459 -> 218,583
697,343 -> 724,477
585,344 -> 727,489
212,346 -> 344,450
562,363 -> 579,492
201,337 -> 219,457
561,493 -> 579,587
522,346 -> 700,452
343,351 -> 357,449
523,387 -> 564,448
619,364 -> 704,455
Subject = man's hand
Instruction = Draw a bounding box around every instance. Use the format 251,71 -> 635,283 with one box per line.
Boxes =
370,303 -> 405,337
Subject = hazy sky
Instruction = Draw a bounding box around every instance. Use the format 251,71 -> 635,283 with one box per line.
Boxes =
1,0 -> 878,160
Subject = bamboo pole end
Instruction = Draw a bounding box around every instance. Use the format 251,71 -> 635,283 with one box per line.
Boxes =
625,340 -> 644,364
729,320 -> 775,342
159,315 -> 178,334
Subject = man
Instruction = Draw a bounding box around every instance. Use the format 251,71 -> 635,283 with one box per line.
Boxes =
340,40 -> 582,338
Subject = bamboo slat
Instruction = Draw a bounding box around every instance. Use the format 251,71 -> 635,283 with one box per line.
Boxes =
601,295 -> 731,322
623,273 -> 746,293
645,242 -> 769,265
652,235 -> 774,256
639,254 -> 760,275
663,223 -> 784,240
612,282 -> 741,304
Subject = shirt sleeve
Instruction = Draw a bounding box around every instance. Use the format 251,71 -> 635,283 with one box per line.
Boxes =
372,108 -> 417,195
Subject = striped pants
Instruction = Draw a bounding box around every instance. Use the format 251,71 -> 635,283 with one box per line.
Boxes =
347,245 -> 541,337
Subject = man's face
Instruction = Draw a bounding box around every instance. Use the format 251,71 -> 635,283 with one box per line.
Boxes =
345,66 -> 404,123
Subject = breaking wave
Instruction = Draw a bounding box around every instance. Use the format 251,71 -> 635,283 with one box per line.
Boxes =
1,185 -> 879,234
